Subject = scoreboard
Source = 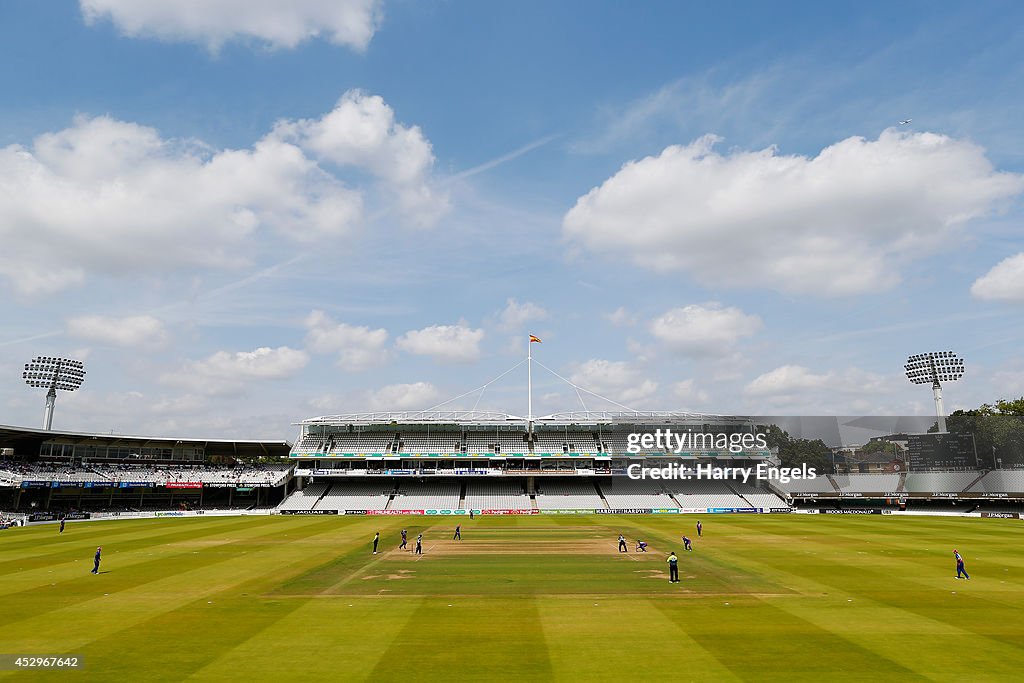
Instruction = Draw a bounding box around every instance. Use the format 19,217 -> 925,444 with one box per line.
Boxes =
906,433 -> 977,470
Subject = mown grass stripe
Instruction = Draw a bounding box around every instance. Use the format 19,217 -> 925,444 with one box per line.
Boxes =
187,596 -> 423,682
0,517 -> 334,630
656,595 -> 931,682
0,520 -> 372,680
538,597 -> 743,681
0,515 -> 274,560
368,595 -> 554,681
1,514 -> 1022,682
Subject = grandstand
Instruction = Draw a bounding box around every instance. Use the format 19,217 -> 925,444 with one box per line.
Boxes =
663,479 -> 753,510
0,424 -> 292,513
391,481 -> 461,510
773,475 -> 840,496
968,470 -> 1024,494
829,473 -> 902,494
601,479 -> 677,509
277,482 -> 329,511
6,412 -> 1024,518
275,410 -> 780,513
464,480 -> 532,511
315,481 -> 393,511
903,471 -> 981,493
535,480 -> 604,510
721,478 -> 789,509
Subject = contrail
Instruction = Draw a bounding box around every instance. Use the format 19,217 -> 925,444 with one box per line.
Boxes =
447,134 -> 560,182
0,329 -> 63,348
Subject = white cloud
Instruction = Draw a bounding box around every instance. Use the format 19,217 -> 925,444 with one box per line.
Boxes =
992,365 -> 1024,399
308,393 -> 343,413
367,381 -> 439,411
0,114 -> 361,294
744,365 -> 889,398
497,298 -> 548,331
396,324 -> 485,363
672,379 -> 709,406
52,388 -> 292,439
304,309 -> 388,371
649,303 -> 762,356
67,314 -> 167,347
971,253 -> 1024,303
160,345 -> 309,395
0,92 -> 442,296
569,359 -> 657,406
625,338 -> 656,364
605,307 -> 637,327
274,90 -> 449,227
81,0 -> 383,51
564,130 -> 1024,296
744,365 -> 832,396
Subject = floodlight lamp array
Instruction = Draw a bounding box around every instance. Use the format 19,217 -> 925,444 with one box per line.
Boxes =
904,351 -> 964,385
22,356 -> 87,392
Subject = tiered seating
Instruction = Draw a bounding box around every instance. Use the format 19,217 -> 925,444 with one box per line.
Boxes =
278,482 -> 329,511
166,464 -> 292,486
315,482 -> 393,511
601,479 -> 677,508
535,480 -> 603,510
392,481 -> 460,510
0,462 -> 293,487
831,474 -> 901,493
462,433 -> 527,453
395,432 -> 462,452
464,480 -> 531,510
296,434 -> 327,451
663,480 -> 749,509
531,432 -> 598,452
727,479 -> 789,508
326,433 -> 396,452
774,476 -> 837,495
904,471 -> 980,493
968,470 -> 1024,494
496,433 -> 529,453
531,433 -> 569,452
598,433 -> 631,454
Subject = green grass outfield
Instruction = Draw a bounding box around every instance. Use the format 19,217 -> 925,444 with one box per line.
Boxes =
1,514 -> 1023,682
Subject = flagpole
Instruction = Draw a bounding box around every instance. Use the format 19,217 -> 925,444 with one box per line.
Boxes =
527,336 -> 533,435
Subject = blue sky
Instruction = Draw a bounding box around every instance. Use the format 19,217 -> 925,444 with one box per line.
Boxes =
1,0 -> 1022,440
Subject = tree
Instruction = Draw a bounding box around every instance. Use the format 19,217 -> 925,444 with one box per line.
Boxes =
861,439 -> 898,455
945,397 -> 1024,468
783,438 -> 834,474
759,424 -> 833,474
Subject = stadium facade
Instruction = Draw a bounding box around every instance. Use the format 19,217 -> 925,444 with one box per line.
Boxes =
0,423 -> 291,518
285,409 -> 801,515
3,410 -> 1024,520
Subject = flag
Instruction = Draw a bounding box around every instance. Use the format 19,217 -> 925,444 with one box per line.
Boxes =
529,335 -> 542,343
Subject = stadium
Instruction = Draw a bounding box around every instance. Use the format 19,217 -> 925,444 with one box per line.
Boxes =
5,2 -> 1024,680
3,368 -> 1024,680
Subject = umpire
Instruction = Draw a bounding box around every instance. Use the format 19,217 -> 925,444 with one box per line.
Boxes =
667,551 -> 679,583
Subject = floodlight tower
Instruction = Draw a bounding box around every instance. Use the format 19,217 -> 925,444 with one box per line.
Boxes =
23,356 -> 86,430
905,351 -> 964,434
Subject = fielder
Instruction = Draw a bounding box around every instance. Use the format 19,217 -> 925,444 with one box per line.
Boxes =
954,549 -> 970,579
